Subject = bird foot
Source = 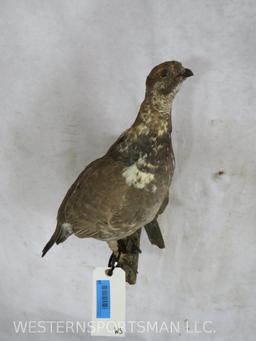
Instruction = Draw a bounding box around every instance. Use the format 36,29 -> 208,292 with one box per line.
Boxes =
106,236 -> 141,277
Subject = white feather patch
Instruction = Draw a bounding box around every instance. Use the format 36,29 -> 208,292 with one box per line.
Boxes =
122,163 -> 155,189
62,222 -> 73,235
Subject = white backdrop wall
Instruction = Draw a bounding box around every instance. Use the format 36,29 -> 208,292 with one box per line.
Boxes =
0,1 -> 255,340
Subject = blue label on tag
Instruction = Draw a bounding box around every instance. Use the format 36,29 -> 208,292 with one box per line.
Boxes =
96,280 -> 110,318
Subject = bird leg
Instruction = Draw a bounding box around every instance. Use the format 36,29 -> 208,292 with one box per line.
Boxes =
106,229 -> 142,284
107,232 -> 142,278
117,238 -> 142,254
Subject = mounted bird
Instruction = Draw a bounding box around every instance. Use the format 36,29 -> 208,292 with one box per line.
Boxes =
42,61 -> 193,284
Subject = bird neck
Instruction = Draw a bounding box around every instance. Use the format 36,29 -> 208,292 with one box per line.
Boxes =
144,89 -> 174,113
106,91 -> 174,165
133,91 -> 173,135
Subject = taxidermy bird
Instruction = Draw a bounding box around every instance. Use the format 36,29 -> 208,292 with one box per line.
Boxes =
42,61 -> 193,284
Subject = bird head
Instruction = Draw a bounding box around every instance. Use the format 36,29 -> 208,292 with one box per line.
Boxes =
146,61 -> 193,97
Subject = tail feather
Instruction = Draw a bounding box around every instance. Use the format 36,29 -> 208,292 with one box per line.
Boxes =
42,223 -> 73,257
144,219 -> 165,249
42,227 -> 61,257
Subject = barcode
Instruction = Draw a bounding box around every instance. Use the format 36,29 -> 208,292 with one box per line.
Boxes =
96,280 -> 110,318
101,285 -> 109,308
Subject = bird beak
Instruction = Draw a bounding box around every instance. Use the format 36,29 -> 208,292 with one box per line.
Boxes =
183,68 -> 193,78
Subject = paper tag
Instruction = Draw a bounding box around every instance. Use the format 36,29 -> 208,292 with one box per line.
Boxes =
91,267 -> 126,337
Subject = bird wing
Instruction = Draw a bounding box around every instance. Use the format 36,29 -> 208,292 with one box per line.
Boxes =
57,155 -> 164,240
57,157 -> 103,222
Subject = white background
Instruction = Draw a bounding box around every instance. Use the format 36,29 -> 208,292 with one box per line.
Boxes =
1,1 -> 255,340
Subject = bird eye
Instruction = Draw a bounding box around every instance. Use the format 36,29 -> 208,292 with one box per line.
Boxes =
160,69 -> 168,78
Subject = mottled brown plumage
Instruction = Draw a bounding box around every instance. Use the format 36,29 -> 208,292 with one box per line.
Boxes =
42,61 -> 193,283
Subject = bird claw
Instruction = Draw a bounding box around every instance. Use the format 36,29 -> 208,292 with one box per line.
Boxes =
107,251 -> 121,276
108,252 -> 118,268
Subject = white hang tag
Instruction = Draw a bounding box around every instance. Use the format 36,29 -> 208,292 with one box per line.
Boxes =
91,267 -> 126,337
